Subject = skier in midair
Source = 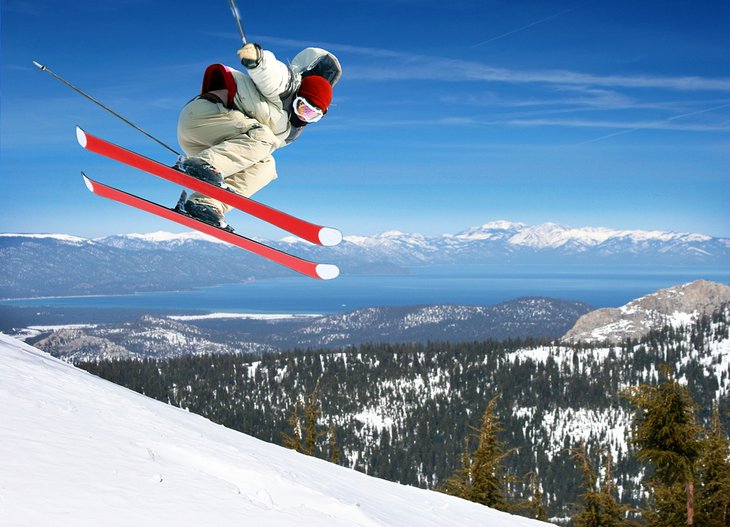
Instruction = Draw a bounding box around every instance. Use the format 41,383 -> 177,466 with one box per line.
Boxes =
175,42 -> 342,229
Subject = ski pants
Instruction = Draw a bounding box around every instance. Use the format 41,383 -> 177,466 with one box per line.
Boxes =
177,97 -> 279,213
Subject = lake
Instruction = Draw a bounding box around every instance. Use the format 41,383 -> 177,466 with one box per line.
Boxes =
2,265 -> 728,314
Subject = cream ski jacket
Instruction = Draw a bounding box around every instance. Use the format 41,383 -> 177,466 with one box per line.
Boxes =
202,47 -> 342,147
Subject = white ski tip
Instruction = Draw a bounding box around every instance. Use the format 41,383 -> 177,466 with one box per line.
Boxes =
76,126 -> 88,148
32,60 -> 45,70
315,264 -> 340,280
318,227 -> 343,247
81,173 -> 95,192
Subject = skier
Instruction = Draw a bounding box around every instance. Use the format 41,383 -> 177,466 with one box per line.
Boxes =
175,42 -> 342,228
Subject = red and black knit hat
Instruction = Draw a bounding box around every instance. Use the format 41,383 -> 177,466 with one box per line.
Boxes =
298,75 -> 333,113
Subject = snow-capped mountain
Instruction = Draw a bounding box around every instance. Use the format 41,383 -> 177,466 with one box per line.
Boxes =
1,221 -> 727,297
0,231 -> 279,298
0,333 -> 551,526
563,280 -> 730,343
0,233 -> 88,244
3,220 -> 726,259
455,221 -> 714,249
97,230 -> 229,249
333,221 -> 728,265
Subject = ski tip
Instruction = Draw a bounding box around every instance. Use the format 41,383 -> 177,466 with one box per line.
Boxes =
315,264 -> 340,280
32,60 -> 45,70
81,173 -> 95,192
76,126 -> 88,148
318,227 -> 343,247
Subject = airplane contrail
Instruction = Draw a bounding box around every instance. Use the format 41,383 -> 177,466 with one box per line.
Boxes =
473,2 -> 591,48
578,102 -> 730,144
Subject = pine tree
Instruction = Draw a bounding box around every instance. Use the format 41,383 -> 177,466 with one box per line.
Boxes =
281,401 -> 303,452
328,422 -> 341,465
441,436 -> 473,498
599,451 -> 630,524
572,444 -> 601,526
303,381 -> 325,456
696,406 -> 730,526
625,369 -> 702,526
282,382 -> 329,458
441,396 -> 511,511
571,444 -> 628,526
525,471 -> 548,521
470,396 -> 510,510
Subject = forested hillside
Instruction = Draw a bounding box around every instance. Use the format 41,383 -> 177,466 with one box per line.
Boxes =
80,305 -> 730,523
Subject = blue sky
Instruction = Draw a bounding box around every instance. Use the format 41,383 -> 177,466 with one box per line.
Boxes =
1,0 -> 728,239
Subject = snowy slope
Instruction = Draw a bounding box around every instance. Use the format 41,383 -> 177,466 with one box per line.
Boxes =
0,333 -> 551,527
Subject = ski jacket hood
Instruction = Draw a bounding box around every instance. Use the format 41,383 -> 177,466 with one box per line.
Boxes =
290,48 -> 342,87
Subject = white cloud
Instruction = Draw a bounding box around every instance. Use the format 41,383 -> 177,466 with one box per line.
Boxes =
508,117 -> 729,132
206,33 -> 730,92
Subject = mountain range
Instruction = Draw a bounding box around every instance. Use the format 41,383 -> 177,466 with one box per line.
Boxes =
1,220 -> 728,297
15,280 -> 728,365
332,221 -> 730,266
19,297 -> 591,362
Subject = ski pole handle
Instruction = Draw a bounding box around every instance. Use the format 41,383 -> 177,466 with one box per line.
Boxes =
229,0 -> 248,44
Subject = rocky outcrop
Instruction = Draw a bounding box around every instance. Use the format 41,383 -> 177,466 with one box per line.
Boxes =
562,280 -> 730,343
34,328 -> 132,361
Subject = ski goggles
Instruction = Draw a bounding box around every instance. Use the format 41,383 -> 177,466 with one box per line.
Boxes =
293,96 -> 324,123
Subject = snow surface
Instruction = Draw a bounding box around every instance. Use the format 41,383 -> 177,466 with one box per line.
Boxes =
0,333 -> 551,527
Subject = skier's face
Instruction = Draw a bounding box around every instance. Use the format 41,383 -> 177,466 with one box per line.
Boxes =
293,96 -> 324,123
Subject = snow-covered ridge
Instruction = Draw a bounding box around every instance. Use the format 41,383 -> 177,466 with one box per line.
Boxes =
110,231 -> 223,243
3,222 -> 726,279
0,231 -> 226,245
453,221 -> 529,240
0,333 -> 552,526
448,221 -> 712,248
97,230 -> 229,245
4,219 -> 718,249
0,233 -> 88,244
342,220 -> 720,253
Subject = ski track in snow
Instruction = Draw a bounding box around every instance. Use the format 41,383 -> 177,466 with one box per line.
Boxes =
0,333 -> 551,527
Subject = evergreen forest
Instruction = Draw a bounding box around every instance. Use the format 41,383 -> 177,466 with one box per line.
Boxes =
79,306 -> 730,524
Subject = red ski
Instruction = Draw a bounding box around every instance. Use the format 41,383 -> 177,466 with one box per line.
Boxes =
76,127 -> 342,247
81,174 -> 340,280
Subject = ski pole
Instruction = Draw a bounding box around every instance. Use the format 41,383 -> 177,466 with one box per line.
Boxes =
229,0 -> 248,45
32,60 -> 181,156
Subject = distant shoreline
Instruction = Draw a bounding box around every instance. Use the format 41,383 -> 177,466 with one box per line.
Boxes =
0,286 -> 219,303
168,313 -> 323,321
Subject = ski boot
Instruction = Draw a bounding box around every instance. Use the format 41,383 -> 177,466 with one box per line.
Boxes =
174,157 -> 226,188
174,191 -> 233,232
